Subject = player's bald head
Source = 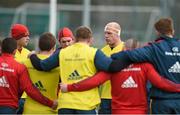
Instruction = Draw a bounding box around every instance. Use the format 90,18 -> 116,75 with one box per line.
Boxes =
106,22 -> 121,30
104,22 -> 121,36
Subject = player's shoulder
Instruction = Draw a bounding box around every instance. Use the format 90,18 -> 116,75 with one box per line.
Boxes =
133,62 -> 153,68
139,62 -> 154,70
101,45 -> 109,50
22,47 -> 30,52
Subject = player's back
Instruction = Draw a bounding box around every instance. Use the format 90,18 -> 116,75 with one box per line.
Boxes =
0,53 -> 25,108
23,54 -> 59,114
110,63 -> 149,113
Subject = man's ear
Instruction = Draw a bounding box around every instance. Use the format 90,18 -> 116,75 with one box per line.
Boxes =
172,29 -> 175,36
155,30 -> 161,36
52,46 -> 56,52
88,37 -> 94,45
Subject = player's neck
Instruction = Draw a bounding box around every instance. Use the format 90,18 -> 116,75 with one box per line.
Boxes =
109,39 -> 121,48
39,50 -> 53,55
166,34 -> 173,38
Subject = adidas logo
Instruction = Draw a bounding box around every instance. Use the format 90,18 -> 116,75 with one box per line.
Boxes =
34,81 -> 47,92
0,76 -> 9,88
68,70 -> 82,80
121,76 -> 138,88
168,62 -> 180,73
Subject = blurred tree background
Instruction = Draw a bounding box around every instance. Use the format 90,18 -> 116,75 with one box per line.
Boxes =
0,0 -> 179,49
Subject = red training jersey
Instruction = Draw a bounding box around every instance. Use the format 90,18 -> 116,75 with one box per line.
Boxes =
0,53 -> 53,109
68,63 -> 180,114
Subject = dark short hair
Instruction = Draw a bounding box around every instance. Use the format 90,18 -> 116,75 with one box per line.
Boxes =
154,18 -> 174,35
75,26 -> 92,41
2,37 -> 17,53
39,32 -> 56,51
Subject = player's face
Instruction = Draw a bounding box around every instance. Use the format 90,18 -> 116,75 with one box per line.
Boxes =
17,36 -> 29,47
60,37 -> 73,48
104,27 -> 119,46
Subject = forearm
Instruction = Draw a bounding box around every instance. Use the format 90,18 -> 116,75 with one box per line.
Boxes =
147,64 -> 180,92
68,71 -> 110,91
20,69 -> 54,107
30,51 -> 59,71
150,77 -> 180,92
108,52 -> 133,72
25,86 -> 54,107
94,49 -> 112,71
108,59 -> 133,72
30,54 -> 43,70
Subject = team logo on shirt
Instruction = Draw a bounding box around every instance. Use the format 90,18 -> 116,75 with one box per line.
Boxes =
1,62 -> 8,68
65,54 -> 85,61
122,64 -> 141,72
172,47 -> 179,52
0,76 -> 9,88
68,70 -> 82,80
0,62 -> 14,72
74,53 -> 80,58
165,47 -> 180,56
168,61 -> 180,73
34,81 -> 47,92
121,76 -> 138,88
